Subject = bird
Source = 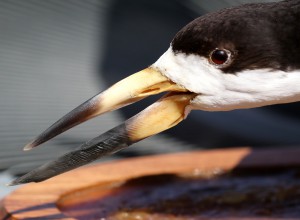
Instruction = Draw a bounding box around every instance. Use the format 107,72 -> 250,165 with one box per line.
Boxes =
9,0 -> 300,185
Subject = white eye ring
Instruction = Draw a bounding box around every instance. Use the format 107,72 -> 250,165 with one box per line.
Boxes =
209,48 -> 232,68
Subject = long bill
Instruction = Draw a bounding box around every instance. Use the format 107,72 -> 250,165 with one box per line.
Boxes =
10,92 -> 196,185
9,67 -> 196,185
24,67 -> 187,151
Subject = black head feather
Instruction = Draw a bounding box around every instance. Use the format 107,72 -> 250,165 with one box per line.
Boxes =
172,0 -> 300,73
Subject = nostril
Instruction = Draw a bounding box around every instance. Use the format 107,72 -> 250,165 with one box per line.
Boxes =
140,88 -> 161,95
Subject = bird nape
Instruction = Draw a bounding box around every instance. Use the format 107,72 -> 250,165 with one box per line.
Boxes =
9,0 -> 300,185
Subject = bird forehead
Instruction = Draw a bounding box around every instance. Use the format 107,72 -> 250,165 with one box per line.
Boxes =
171,3 -> 273,57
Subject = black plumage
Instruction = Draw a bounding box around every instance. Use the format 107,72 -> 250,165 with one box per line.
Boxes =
172,0 -> 300,73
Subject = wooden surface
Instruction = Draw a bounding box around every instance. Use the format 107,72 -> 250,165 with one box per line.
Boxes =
1,147 -> 300,219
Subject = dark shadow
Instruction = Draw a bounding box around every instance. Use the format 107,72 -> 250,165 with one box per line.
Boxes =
99,0 -> 196,121
59,167 -> 300,218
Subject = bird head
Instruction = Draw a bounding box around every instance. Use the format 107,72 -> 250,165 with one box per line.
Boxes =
10,0 -> 300,185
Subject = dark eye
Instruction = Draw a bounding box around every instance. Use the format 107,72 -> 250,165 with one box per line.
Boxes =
209,49 -> 232,67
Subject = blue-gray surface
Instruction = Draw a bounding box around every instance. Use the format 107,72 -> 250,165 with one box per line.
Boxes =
1,0 -> 297,198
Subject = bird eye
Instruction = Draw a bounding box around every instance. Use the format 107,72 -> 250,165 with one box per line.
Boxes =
209,49 -> 232,67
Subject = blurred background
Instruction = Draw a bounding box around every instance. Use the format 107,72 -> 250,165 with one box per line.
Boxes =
1,0 -> 299,196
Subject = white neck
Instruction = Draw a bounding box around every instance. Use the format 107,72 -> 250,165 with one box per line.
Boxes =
152,47 -> 300,111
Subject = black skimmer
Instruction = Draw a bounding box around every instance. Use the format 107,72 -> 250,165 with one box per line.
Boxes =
9,0 -> 300,185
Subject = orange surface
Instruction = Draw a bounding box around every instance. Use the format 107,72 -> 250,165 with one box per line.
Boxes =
1,147 -> 300,219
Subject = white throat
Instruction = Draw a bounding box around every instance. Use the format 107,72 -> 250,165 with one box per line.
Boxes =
152,47 -> 300,111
